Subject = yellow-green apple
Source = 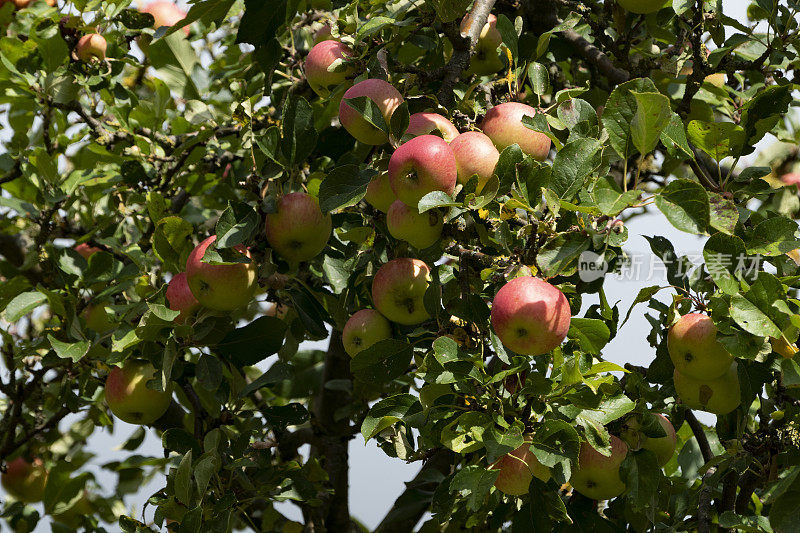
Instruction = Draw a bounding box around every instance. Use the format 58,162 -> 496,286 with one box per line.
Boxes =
74,243 -> 101,259
388,134 -> 457,208
75,33 -> 107,62
339,79 -> 404,145
616,0 -> 667,14
387,200 -> 444,249
569,435 -> 628,500
166,272 -> 200,324
105,359 -> 173,425
481,102 -> 551,161
673,363 -> 741,415
185,235 -> 258,311
461,13 -> 504,75
83,303 -> 114,333
620,414 -> 677,466
490,276 -> 571,355
342,309 -> 393,357
771,336 -> 799,359
449,131 -> 500,192
304,40 -> 355,97
53,490 -> 93,527
364,172 -> 396,213
141,1 -> 189,36
667,313 -> 733,380
405,112 -> 460,143
264,192 -> 332,263
1,457 -> 47,503
490,437 -> 550,495
371,258 -> 431,325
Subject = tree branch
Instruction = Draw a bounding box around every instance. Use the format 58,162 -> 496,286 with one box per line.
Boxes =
697,467 -> 715,533
684,409 -> 713,464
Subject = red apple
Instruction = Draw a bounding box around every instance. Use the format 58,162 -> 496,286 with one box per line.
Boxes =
668,313 -> 733,380
1,457 -> 47,503
342,309 -> 392,357
339,79 -> 404,145
74,243 -> 101,259
141,1 -> 189,36
371,258 -> 431,325
105,359 -> 173,425
264,192 -> 332,263
569,435 -> 628,500
364,172 -> 396,213
491,437 -> 550,495
481,102 -> 551,161
388,135 -> 457,208
449,131 -> 500,192
387,200 -> 444,249
405,112 -> 460,143
491,276 -> 571,355
781,172 -> 800,188
75,33 -> 107,62
185,236 -> 258,311
0,0 -> 55,8
166,272 -> 200,324
304,40 -> 355,97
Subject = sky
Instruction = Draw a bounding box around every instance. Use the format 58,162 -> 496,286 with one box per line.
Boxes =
0,0 -> 772,531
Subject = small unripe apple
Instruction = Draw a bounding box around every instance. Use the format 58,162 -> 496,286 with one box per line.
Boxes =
461,13 -> 504,75
83,303 -> 114,333
405,112 -> 460,143
166,272 -> 200,324
771,336 -> 799,359
491,276 -> 571,356
1,457 -> 47,503
449,131 -> 500,192
620,414 -> 677,466
673,363 -> 741,415
141,1 -> 190,36
481,102 -> 551,161
569,435 -> 628,500
371,258 -> 431,325
105,359 -> 173,425
490,437 -> 550,495
75,33 -> 107,62
388,135 -> 457,208
304,40 -> 355,97
74,243 -> 101,259
342,309 -> 392,357
364,172 -> 396,213
387,200 -> 444,249
339,79 -> 404,145
264,192 -> 332,263
668,313 -> 733,380
185,236 -> 258,311
616,0 -> 667,14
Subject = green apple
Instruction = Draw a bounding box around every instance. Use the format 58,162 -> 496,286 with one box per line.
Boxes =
83,303 -> 114,333
481,102 -> 551,161
185,235 -> 258,311
1,457 -> 47,503
668,313 -> 733,379
490,437 -> 550,495
264,192 -> 332,263
461,13 -> 504,76
673,363 -> 741,415
364,172 -> 396,213
342,309 -> 392,357
105,359 -> 173,425
339,79 -> 404,145
386,200 -> 444,249
616,0 -> 668,14
371,258 -> 431,325
620,413 -> 677,466
569,435 -> 628,500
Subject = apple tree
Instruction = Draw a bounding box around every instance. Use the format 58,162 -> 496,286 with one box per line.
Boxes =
1,0 -> 800,531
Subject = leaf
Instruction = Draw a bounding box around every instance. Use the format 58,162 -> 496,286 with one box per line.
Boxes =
687,120 -> 746,161
528,62 -> 550,96
630,91 -> 671,155
660,112 -> 694,158
550,138 -> 603,200
356,16 -> 396,39
288,286 -> 331,339
730,294 -> 781,337
418,191 -> 460,213
196,353 -> 224,391
389,101 -> 410,141
261,403 -> 309,429
530,420 -> 581,469
495,15 -> 519,63
601,78 -> 660,159
238,362 -> 292,398
281,95 -> 317,165
215,202 -> 259,248
708,192 -> 739,235
194,454 -> 219,501
47,335 -> 90,362
216,316 -> 287,367
350,339 -> 413,386
175,450 -> 193,506
4,291 -> 46,322
450,465 -> 498,511
654,179 -> 710,234
621,451 -> 661,509
747,216 -> 800,256
567,318 -> 611,354
430,0 -> 471,22
537,232 -> 590,277
361,394 -> 420,441
741,84 -> 794,146
620,286 -> 662,326
343,96 -> 389,135
592,176 -> 641,216
318,165 -> 377,213
704,233 -> 746,295
153,216 -> 193,273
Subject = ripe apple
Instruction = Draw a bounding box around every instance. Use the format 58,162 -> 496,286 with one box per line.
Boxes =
166,272 -> 200,324
490,437 -> 550,495
620,414 -> 677,466
74,243 -> 101,259
781,173 -> 800,188
616,0 -> 667,14
371,258 -> 431,325
342,309 -> 393,357
364,172 -> 396,213
388,134 -> 457,208
667,313 -> 733,380
490,276 -> 571,356
75,33 -> 107,62
461,13 -> 504,75
185,235 -> 258,311
264,192 -> 332,263
771,336 -> 798,359
339,79 -> 404,145
83,303 -> 114,333
141,1 -> 190,36
673,363 -> 741,415
1,457 -> 47,503
304,40 -> 355,97
105,359 -> 173,425
569,435 -> 628,500
405,112 -> 460,143
449,131 -> 500,192
387,200 -> 444,249
481,102 -> 551,161
0,0 -> 54,9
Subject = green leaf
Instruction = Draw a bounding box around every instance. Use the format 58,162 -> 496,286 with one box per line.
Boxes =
343,96 -> 389,136
196,353 -> 224,391
153,216 -> 193,273
730,294 -> 781,337
621,285 -> 662,328
288,286 -> 331,339
175,449 -> 193,506
708,192 -> 739,235
601,78 -> 660,159
430,0 -> 471,22
450,465 -> 498,511
361,394 -> 420,441
687,120 -> 746,161
350,339 -> 413,386
5,290 -> 46,322
621,451 -> 661,509
281,95 -> 317,166
592,176 -> 641,216
527,62 -> 550,96
216,316 -> 287,367
704,233 -> 746,295
567,318 -> 611,354
746,216 -> 800,256
495,15 -> 519,64
660,112 -> 694,158
318,165 -> 377,213
356,16 -> 397,39
47,335 -> 90,362
389,101 -> 410,141
215,202 -> 259,248
418,191 -> 460,213
654,179 -> 710,234
550,138 -> 603,200
238,362 -> 292,398
630,91 -> 671,155
537,232 -> 590,277
741,84 -> 794,146
261,403 -> 309,429
530,420 -> 581,469
194,453 -> 219,501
